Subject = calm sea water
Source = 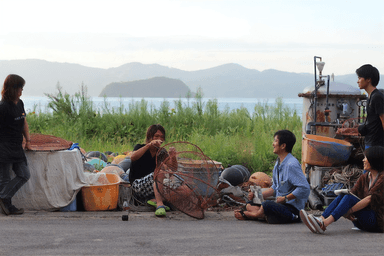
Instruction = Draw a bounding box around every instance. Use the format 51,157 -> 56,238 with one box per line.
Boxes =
21,96 -> 304,116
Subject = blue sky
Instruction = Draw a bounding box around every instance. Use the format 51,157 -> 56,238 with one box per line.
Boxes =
0,0 -> 383,75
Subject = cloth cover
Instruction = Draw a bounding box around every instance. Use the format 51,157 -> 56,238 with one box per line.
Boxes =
12,149 -> 87,210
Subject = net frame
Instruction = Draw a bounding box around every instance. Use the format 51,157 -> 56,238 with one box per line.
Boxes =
154,142 -> 220,219
22,133 -> 73,152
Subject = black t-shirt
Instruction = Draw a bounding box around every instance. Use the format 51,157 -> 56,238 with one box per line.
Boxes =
365,89 -> 384,147
129,144 -> 169,183
129,144 -> 157,183
0,99 -> 27,163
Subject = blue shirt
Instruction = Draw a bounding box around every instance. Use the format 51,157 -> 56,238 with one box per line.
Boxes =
271,153 -> 310,211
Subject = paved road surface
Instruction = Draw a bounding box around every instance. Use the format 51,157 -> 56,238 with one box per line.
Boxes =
1,211 -> 383,255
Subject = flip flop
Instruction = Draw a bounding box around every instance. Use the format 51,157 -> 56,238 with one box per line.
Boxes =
147,200 -> 170,211
155,206 -> 166,217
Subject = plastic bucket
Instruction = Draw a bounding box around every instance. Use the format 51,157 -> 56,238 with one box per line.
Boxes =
82,173 -> 120,211
302,134 -> 353,167
180,167 -> 219,197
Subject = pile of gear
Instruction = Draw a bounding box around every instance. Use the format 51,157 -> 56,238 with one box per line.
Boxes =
217,165 -> 272,207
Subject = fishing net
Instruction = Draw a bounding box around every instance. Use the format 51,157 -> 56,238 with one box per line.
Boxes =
154,142 -> 221,219
22,133 -> 73,151
336,117 -> 363,137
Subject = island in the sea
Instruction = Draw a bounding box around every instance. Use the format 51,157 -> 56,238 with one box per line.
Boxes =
99,77 -> 195,98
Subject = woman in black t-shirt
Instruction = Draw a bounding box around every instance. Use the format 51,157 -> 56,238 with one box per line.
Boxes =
0,74 -> 32,216
129,124 -> 176,217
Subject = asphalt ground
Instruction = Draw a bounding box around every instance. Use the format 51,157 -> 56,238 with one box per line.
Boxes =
1,210 -> 383,256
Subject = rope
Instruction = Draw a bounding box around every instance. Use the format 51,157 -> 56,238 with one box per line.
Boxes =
325,165 -> 363,189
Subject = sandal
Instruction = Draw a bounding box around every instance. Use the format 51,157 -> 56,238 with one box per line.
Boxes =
234,209 -> 249,220
308,214 -> 326,234
147,200 -> 170,211
155,206 -> 167,217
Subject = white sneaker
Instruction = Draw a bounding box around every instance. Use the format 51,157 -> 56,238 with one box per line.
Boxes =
300,210 -> 317,233
308,215 -> 326,234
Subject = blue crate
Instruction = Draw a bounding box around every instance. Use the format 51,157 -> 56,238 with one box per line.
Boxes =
321,183 -> 344,197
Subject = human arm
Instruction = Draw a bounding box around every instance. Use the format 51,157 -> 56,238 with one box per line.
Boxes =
276,192 -> 297,204
130,144 -> 150,162
344,195 -> 371,221
262,187 -> 275,199
278,160 -> 310,203
380,114 -> 384,131
23,118 -> 32,150
130,140 -> 163,162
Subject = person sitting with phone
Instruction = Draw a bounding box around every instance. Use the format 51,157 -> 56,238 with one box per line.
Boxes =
234,130 -> 310,224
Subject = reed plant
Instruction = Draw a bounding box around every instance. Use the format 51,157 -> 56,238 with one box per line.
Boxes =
27,87 -> 302,174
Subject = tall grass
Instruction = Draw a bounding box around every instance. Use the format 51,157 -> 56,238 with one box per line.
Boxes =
27,87 -> 302,174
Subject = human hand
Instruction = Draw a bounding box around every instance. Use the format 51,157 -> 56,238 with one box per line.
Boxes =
25,140 -> 32,151
343,209 -> 357,221
247,190 -> 254,201
169,147 -> 176,158
276,196 -> 286,204
148,139 -> 163,149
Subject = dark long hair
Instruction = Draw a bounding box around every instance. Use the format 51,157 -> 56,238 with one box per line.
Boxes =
1,74 -> 25,102
365,146 -> 384,172
145,124 -> 166,144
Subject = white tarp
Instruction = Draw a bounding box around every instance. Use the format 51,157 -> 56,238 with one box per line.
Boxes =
12,149 -> 87,211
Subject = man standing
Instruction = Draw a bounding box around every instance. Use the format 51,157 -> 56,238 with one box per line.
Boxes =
234,130 -> 310,224
356,64 -> 384,148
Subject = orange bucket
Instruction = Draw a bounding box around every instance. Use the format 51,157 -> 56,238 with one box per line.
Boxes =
302,134 -> 353,167
82,173 -> 120,211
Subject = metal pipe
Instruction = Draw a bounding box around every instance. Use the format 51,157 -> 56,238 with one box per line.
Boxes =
305,122 -> 341,134
325,75 -> 330,117
312,56 -> 322,135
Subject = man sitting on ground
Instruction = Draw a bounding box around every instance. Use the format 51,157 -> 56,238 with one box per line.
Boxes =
234,130 -> 310,224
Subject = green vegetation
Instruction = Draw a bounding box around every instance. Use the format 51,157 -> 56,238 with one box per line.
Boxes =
27,86 -> 302,174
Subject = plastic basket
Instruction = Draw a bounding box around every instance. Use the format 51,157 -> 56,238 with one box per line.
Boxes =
82,173 -> 120,211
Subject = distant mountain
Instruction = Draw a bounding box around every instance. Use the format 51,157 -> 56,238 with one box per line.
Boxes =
0,59 -> 375,98
99,77 -> 194,98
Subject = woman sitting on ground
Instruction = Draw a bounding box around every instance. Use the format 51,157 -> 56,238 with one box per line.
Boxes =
301,146 -> 384,233
129,124 -> 177,217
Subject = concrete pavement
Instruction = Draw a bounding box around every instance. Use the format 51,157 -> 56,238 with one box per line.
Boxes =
1,210 -> 383,255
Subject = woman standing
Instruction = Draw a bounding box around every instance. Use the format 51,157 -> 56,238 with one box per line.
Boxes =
0,74 -> 31,215
300,146 -> 384,233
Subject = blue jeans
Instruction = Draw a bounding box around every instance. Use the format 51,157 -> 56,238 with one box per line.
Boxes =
0,161 -> 30,200
262,200 -> 300,224
322,194 -> 379,232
